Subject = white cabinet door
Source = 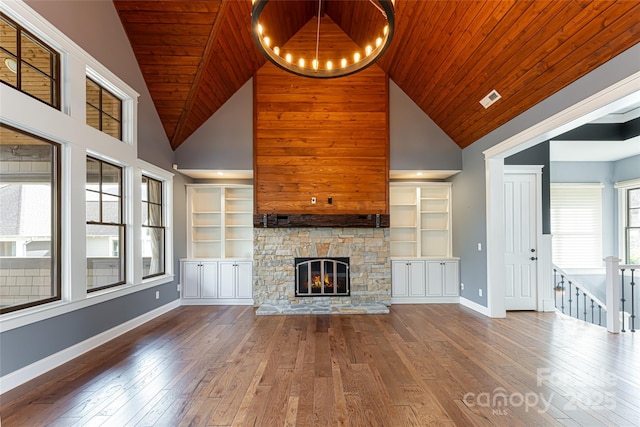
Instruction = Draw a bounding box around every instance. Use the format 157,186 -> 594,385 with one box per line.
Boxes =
391,260 -> 409,297
182,262 -> 200,299
408,261 -> 426,296
443,261 -> 459,296
218,262 -> 235,299
235,261 -> 253,299
426,261 -> 444,296
200,262 -> 218,298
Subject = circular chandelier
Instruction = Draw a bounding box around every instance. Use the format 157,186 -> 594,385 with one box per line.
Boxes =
251,0 -> 396,79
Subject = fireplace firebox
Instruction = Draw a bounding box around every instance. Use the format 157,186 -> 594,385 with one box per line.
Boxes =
295,257 -> 350,297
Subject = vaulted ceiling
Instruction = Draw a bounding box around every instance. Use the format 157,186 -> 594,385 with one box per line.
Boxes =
113,0 -> 640,150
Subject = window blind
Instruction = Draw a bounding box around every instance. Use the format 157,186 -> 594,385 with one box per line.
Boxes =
551,184 -> 603,268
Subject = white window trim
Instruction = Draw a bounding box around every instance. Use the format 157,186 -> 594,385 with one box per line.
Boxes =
615,178 -> 640,263
86,67 -> 136,145
0,2 -> 172,333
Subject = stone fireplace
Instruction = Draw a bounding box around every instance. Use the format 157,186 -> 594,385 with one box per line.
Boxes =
253,227 -> 391,307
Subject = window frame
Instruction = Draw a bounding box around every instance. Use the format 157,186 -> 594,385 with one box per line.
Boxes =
0,123 -> 61,315
0,12 -> 60,109
86,76 -> 122,141
616,179 -> 640,265
141,175 -> 165,279
86,155 -> 126,292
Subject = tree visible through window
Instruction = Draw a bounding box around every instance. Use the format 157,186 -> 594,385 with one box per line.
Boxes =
86,156 -> 125,290
142,176 -> 164,278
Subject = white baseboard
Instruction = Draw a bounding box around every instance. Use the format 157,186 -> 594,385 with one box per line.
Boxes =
180,298 -> 254,306
0,299 -> 180,394
391,296 -> 460,304
460,297 -> 491,316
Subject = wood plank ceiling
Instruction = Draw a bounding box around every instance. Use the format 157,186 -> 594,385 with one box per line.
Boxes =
113,0 -> 640,150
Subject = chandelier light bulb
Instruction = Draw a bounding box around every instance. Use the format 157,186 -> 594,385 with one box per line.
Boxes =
365,45 -> 372,56
354,52 -> 361,62
326,60 -> 333,70
312,59 -> 318,70
298,58 -> 305,67
341,58 -> 347,68
285,53 -> 292,63
273,46 -> 280,55
258,24 -> 263,35
376,37 -> 383,48
263,36 -> 270,47
384,25 -> 388,36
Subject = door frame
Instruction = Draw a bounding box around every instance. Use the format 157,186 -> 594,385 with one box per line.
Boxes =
504,165 -> 543,311
483,71 -> 640,318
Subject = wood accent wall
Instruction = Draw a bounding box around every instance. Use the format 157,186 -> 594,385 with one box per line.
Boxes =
254,16 -> 389,216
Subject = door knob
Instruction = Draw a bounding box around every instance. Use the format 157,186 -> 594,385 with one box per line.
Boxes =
530,257 -> 537,261
531,249 -> 536,252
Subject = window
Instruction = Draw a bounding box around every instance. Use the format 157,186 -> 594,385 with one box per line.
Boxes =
86,77 -> 122,140
86,156 -> 125,291
0,124 -> 61,314
141,176 -> 164,278
626,187 -> 640,264
0,13 -> 60,108
551,183 -> 603,268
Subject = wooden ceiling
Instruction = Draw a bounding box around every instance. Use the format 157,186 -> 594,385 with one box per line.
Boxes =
113,0 -> 640,150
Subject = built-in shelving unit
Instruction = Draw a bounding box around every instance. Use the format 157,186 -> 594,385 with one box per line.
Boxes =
186,184 -> 253,259
390,183 -> 451,258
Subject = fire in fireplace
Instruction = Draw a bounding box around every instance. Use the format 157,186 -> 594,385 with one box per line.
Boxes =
295,257 -> 350,297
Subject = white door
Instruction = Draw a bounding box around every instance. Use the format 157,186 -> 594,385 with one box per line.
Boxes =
426,261 -> 443,296
504,173 -> 538,310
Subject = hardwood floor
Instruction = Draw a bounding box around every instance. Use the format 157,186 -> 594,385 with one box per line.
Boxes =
1,305 -> 639,426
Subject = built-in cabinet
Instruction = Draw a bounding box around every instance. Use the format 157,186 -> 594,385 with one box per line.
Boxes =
182,184 -> 253,305
390,182 -> 458,303
391,258 -> 459,303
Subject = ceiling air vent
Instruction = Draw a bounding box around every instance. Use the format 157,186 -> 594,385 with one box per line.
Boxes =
480,89 -> 501,109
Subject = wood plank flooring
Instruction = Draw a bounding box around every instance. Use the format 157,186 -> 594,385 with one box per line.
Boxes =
1,305 -> 639,426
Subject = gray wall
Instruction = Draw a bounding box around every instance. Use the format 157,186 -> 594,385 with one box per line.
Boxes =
550,161 -> 616,259
0,1 -> 187,377
614,154 -> 640,182
175,79 -> 254,170
389,81 -> 461,171
451,43 -> 640,307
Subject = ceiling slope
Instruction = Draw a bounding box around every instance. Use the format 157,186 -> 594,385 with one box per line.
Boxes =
114,0 -> 640,150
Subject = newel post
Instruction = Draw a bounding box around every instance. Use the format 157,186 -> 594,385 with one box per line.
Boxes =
605,256 -> 621,333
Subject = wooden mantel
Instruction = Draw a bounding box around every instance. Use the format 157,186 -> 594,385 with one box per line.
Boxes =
253,16 -> 389,227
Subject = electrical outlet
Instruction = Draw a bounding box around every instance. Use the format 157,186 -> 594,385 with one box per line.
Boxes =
477,243 -> 482,251
460,283 -> 464,290
155,291 -> 159,299
177,284 -> 181,292
479,289 -> 483,297
311,197 -> 316,204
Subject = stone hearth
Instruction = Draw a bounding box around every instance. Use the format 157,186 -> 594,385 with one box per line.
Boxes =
253,227 -> 391,307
